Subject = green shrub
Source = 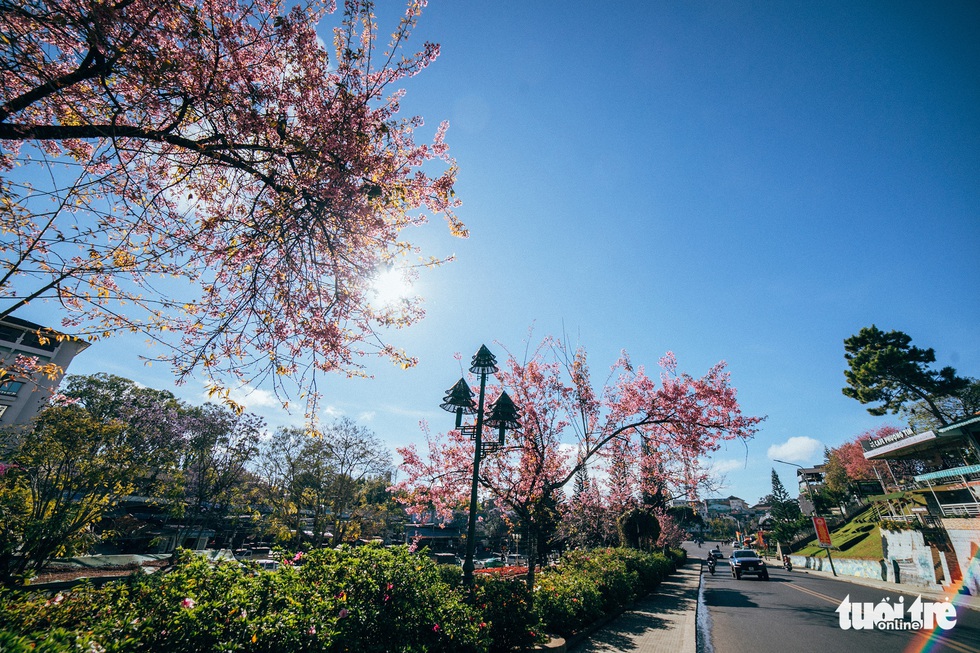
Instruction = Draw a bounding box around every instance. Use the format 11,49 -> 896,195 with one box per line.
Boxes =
473,576 -> 542,652
533,547 -> 676,638
0,546 -> 684,650
0,547 -> 487,653
533,570 -> 604,637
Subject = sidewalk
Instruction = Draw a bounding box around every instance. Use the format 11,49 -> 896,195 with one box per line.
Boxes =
567,562 -> 701,653
790,565 -> 980,612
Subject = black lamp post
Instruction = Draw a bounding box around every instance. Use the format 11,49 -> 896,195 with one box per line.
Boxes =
441,344 -> 520,588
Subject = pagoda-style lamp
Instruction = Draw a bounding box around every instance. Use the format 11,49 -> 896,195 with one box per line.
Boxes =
441,378 -> 476,429
440,344 -> 520,589
486,391 -> 520,446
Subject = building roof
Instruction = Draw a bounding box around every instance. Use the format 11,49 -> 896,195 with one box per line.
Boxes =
914,464 -> 980,483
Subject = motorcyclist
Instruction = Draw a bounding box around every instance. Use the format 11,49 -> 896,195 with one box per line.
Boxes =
782,555 -> 792,571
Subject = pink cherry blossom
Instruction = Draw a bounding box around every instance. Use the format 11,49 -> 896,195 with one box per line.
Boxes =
0,0 -> 461,417
394,336 -> 763,589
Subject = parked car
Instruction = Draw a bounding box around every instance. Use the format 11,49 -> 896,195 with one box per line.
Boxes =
729,549 -> 768,580
253,559 -> 280,571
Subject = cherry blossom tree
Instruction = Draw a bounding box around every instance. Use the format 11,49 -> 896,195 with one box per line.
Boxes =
0,0 -> 461,413
393,337 -> 762,589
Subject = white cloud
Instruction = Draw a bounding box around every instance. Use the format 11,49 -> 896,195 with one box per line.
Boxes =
767,437 -> 823,464
710,459 -> 745,475
227,385 -> 279,410
321,405 -> 344,419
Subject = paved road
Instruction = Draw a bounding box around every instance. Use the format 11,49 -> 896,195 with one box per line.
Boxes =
696,543 -> 980,653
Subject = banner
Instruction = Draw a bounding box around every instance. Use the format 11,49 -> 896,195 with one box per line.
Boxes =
813,516 -> 832,548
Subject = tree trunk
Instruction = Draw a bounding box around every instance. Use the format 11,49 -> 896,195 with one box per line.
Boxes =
524,529 -> 539,595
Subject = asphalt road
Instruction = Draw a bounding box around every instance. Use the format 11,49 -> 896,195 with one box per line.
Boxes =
691,543 -> 980,653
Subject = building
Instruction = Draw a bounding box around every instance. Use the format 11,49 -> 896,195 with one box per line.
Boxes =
795,465 -> 826,493
0,315 -> 89,426
861,416 -> 980,593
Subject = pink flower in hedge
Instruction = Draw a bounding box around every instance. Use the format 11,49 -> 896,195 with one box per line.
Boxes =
339,608 -> 349,619
308,626 -> 316,635
181,598 -> 196,609
293,552 -> 304,563
432,624 -> 440,632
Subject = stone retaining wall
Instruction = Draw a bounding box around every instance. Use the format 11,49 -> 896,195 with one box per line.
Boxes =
789,528 -> 941,590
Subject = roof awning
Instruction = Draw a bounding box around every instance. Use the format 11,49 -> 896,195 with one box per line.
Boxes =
914,464 -> 980,483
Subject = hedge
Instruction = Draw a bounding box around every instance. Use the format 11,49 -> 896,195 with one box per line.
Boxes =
0,546 -> 686,651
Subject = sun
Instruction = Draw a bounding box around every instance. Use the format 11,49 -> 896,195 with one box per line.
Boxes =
369,268 -> 414,306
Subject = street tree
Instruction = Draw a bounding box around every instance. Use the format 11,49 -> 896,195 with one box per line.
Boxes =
394,337 -> 762,590
257,426 -> 309,545
316,418 -> 392,546
0,0 -> 462,413
843,326 -> 970,427
902,378 -> 980,432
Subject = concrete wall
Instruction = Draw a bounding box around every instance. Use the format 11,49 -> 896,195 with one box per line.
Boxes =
788,528 -> 941,590
942,517 -> 980,596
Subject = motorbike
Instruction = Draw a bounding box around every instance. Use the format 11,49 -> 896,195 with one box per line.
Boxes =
782,555 -> 792,571
707,558 -> 716,575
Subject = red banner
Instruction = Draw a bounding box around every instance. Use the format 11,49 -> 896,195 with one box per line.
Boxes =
813,516 -> 832,548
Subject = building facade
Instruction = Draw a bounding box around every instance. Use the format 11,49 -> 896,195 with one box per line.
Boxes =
0,316 -> 89,427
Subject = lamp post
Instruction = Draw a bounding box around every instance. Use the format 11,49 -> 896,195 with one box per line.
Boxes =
773,459 -> 837,577
441,345 -> 520,588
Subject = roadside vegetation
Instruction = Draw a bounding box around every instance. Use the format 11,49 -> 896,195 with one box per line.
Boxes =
0,545 -> 686,653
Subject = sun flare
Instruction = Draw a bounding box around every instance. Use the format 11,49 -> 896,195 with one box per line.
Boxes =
369,268 -> 414,306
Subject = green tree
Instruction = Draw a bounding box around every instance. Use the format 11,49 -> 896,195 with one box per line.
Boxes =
821,447 -> 851,512
61,373 -> 185,496
764,469 -> 804,549
257,419 -> 391,548
706,517 -> 735,541
902,378 -> 980,432
0,404 -> 132,584
617,507 -> 661,551
843,325 -> 970,427
173,404 -> 263,551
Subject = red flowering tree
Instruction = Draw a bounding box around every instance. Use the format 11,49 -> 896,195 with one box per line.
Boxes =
0,0 -> 461,413
393,338 -> 762,589
825,425 -> 905,497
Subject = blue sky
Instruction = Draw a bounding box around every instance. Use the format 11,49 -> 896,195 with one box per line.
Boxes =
16,0 -> 980,505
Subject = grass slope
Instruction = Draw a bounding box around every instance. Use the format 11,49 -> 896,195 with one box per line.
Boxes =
795,504 -> 883,559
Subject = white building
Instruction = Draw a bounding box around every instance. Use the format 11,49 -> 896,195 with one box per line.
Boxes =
0,316 -> 89,426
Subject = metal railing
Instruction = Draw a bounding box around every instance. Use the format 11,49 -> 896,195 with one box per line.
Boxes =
939,502 -> 980,517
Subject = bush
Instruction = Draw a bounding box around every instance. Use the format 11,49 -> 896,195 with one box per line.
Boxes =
0,547 -> 487,653
473,576 -> 542,653
532,547 -> 677,638
533,569 -> 604,637
0,546 -> 685,650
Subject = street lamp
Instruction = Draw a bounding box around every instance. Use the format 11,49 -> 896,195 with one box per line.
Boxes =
441,345 -> 520,588
773,458 -> 837,577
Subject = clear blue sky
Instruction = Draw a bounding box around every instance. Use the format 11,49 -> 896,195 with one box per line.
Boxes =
20,0 -> 980,505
